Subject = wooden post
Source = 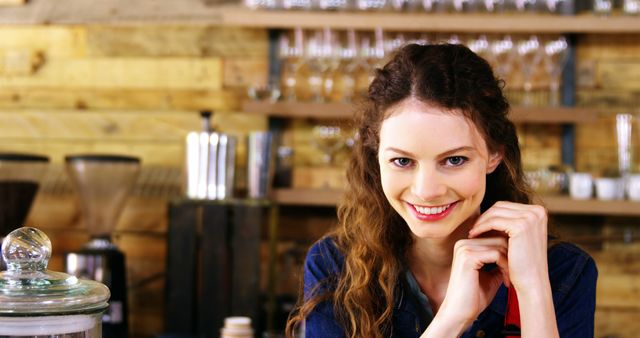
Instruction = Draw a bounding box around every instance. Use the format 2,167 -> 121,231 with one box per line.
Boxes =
165,200 -> 199,334
165,199 -> 268,337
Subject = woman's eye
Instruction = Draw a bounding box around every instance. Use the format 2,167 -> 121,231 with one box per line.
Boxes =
392,158 -> 413,168
445,156 -> 468,167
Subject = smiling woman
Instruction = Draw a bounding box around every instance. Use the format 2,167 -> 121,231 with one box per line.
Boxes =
378,102 -> 500,238
286,44 -> 597,338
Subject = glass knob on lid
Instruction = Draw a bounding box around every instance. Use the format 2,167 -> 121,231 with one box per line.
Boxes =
0,227 -> 110,315
2,226 -> 51,273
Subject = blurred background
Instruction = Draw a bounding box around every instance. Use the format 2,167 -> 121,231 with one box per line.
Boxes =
0,0 -> 638,337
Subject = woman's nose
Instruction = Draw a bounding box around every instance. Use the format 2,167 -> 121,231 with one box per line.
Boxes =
411,168 -> 447,202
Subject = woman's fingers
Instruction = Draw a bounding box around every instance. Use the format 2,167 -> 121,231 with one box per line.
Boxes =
455,237 -> 508,249
453,242 -> 510,286
472,202 -> 547,237
469,211 -> 547,239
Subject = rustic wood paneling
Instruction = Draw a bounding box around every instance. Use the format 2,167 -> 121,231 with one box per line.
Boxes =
0,87 -> 241,111
0,26 -> 86,57
0,57 -> 224,90
223,57 -> 269,89
86,26 -> 268,58
595,307 -> 640,338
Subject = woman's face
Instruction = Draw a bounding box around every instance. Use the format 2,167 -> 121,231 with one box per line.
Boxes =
378,99 -> 502,240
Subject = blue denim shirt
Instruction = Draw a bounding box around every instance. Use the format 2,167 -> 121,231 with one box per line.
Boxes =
303,236 -> 598,338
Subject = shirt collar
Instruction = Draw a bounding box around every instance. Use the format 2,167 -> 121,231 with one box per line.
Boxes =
488,284 -> 509,315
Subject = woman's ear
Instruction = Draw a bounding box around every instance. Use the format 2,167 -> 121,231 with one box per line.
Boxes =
487,152 -> 503,174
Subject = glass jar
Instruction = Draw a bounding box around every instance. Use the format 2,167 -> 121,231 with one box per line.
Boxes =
0,227 -> 110,337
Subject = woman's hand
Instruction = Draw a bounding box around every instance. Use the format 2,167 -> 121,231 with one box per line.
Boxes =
467,201 -> 559,338
423,237 -> 510,337
468,201 -> 549,291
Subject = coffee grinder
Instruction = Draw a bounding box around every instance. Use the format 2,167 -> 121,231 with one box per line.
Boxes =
64,155 -> 141,338
0,153 -> 49,270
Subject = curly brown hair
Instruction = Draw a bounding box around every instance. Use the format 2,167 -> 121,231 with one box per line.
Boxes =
286,43 -> 533,338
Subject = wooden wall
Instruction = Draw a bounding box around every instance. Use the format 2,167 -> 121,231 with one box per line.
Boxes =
0,24 -> 638,337
0,25 -> 268,337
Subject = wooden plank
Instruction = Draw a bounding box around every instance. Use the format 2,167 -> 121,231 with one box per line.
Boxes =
0,87 -> 241,111
576,88 -> 640,107
200,203 -> 231,337
28,195 -> 169,234
0,109 -> 265,142
595,307 -> 640,338
596,273 -> 640,309
0,1 -> 639,33
216,8 -> 640,33
593,249 -> 640,274
0,57 -> 224,90
0,139 -> 184,165
543,196 -> 640,216
86,26 -> 267,58
597,59 -> 640,89
272,188 -> 343,206
165,201 -> 199,333
129,311 -> 164,338
223,57 -> 269,89
509,106 -> 600,123
0,49 -> 45,76
0,110 -> 200,141
0,0 -> 225,25
0,26 -> 85,57
578,34 -> 640,60
0,0 -> 26,6
114,230 -> 167,259
293,166 -> 347,190
230,204 -> 264,325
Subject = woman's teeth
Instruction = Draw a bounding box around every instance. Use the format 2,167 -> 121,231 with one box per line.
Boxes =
415,203 -> 451,215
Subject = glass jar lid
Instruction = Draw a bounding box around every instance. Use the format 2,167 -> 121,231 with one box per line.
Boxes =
0,227 -> 110,316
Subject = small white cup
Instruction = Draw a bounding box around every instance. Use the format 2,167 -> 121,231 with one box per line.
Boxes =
569,173 -> 593,200
595,177 -> 622,201
627,174 -> 640,201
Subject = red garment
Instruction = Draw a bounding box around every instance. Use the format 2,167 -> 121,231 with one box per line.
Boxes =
504,287 -> 521,337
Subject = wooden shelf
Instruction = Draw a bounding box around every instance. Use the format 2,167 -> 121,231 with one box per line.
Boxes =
218,7 -> 640,34
272,188 -> 344,206
243,100 -> 600,123
543,195 -> 640,216
2,2 -> 640,33
272,188 -> 640,216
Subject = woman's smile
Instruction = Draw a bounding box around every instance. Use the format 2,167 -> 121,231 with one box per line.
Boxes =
407,201 -> 459,221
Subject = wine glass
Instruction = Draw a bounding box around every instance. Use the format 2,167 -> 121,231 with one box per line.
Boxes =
515,0 -> 538,11
542,36 -> 569,107
453,0 -> 479,11
516,35 -> 542,106
482,0 -> 505,12
466,34 -> 491,61
312,125 -> 345,165
279,28 -> 304,102
545,0 -> 565,13
303,29 -> 331,102
349,32 -> 378,98
423,0 -> 451,11
321,28 -> 343,102
488,35 -> 516,82
338,29 -> 359,103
